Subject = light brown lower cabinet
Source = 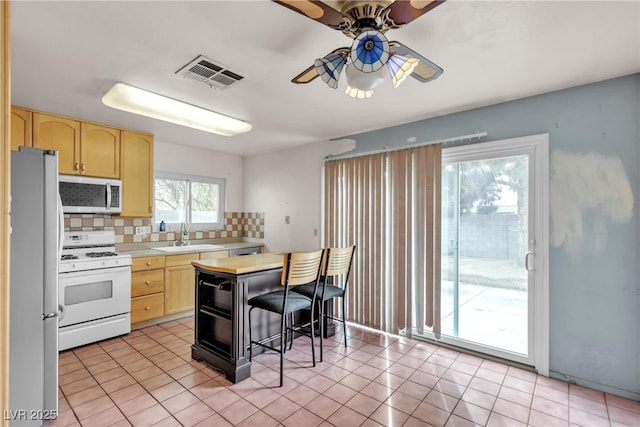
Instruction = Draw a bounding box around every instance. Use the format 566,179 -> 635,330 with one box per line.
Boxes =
165,253 -> 200,314
130,256 -> 166,323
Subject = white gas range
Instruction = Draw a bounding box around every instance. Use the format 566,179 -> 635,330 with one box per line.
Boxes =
58,230 -> 132,351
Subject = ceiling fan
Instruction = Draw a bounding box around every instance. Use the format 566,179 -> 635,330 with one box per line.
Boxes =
272,0 -> 446,98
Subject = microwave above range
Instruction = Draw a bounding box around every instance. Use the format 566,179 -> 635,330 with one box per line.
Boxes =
59,175 -> 122,214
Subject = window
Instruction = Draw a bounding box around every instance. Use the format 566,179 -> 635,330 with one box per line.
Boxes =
154,172 -> 225,230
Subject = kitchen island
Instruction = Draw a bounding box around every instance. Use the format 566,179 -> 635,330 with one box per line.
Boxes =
191,253 -> 284,383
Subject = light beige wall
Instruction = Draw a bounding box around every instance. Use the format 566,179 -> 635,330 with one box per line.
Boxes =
1,1 -> 10,424
242,140 -> 355,253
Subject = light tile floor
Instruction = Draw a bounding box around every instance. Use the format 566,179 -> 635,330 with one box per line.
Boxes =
48,317 -> 639,426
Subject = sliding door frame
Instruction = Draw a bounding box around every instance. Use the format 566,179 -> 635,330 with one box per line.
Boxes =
437,133 -> 549,375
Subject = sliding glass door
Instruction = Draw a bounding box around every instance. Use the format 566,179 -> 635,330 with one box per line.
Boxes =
438,135 -> 548,369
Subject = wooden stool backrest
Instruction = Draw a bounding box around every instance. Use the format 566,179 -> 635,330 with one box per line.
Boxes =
323,245 -> 356,278
281,249 -> 324,286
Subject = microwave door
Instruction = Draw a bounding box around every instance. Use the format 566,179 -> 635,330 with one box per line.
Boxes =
59,179 -> 109,213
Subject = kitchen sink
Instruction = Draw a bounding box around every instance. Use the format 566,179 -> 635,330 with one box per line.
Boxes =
152,244 -> 224,253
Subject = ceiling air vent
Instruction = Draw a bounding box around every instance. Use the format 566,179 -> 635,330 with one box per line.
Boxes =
176,55 -> 244,90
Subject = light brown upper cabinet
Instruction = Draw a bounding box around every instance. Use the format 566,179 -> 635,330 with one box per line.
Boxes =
32,112 -> 81,175
10,107 -> 32,151
33,113 -> 120,178
80,123 -> 120,178
120,130 -> 153,217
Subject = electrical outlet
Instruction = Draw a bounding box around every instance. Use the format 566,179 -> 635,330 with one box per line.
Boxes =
135,226 -> 146,236
313,228 -> 318,236
285,215 -> 290,224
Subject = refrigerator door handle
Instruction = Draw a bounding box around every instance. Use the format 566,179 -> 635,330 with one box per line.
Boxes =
58,194 -> 64,259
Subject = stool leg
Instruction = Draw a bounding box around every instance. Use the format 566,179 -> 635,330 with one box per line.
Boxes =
309,304 -> 316,367
318,300 -> 324,363
279,311 -> 285,387
341,297 -> 347,348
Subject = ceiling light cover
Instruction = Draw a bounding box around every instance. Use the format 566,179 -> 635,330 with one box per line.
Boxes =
350,30 -> 390,73
386,54 -> 419,88
314,54 -> 347,89
102,83 -> 252,137
345,64 -> 385,98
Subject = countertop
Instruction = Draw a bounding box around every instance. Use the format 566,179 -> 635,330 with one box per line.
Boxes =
192,253 -> 284,275
118,240 -> 264,259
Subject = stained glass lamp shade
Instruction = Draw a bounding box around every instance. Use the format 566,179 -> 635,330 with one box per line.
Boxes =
386,54 -> 419,88
314,54 -> 347,89
349,30 -> 390,73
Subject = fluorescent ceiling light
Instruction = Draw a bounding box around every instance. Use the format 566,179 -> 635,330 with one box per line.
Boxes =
102,83 -> 252,137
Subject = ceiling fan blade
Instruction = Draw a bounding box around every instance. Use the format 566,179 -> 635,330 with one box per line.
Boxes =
292,65 -> 320,84
385,0 -> 446,26
390,41 -> 443,83
272,0 -> 346,28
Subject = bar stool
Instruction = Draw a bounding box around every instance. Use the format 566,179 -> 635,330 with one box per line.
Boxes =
247,249 -> 323,387
291,245 -> 355,361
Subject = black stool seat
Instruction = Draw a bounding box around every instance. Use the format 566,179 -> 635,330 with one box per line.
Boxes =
292,283 -> 343,302
248,291 -> 311,314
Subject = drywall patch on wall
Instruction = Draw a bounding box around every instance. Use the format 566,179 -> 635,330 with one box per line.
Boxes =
550,150 -> 634,259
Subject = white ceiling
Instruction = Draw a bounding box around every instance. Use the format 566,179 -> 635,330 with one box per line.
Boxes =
10,1 -> 640,157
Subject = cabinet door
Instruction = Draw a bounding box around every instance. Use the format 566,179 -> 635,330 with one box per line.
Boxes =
81,123 -> 120,178
33,112 -> 80,175
10,107 -> 32,151
165,265 -> 196,314
120,130 -> 153,217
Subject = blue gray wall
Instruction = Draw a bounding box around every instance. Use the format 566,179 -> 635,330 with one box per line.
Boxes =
339,74 -> 640,399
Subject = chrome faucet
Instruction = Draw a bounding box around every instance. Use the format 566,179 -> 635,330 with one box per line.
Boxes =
178,222 -> 189,246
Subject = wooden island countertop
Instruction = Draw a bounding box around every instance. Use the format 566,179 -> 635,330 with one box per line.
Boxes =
192,252 -> 284,275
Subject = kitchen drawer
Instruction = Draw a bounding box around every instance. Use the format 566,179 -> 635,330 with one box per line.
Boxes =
131,269 -> 164,297
199,250 -> 229,261
132,256 -> 165,272
131,293 -> 164,323
165,253 -> 200,267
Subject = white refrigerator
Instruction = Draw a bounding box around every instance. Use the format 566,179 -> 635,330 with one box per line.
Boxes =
9,147 -> 61,425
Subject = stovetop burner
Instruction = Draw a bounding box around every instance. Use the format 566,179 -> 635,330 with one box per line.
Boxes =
60,231 -> 131,273
86,251 -> 118,258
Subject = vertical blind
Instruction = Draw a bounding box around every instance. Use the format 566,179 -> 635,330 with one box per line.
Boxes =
324,144 -> 442,337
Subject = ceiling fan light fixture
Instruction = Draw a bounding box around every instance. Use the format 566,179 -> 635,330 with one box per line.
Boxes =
350,30 -> 390,73
345,64 -> 386,91
102,83 -> 252,137
386,54 -> 419,88
314,54 -> 346,89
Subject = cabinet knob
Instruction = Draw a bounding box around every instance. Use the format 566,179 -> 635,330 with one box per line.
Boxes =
81,162 -> 86,173
146,262 -> 152,266
145,281 -> 150,285
74,161 -> 79,171
145,306 -> 151,310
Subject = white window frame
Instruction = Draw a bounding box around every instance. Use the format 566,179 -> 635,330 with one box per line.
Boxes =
153,172 -> 225,231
